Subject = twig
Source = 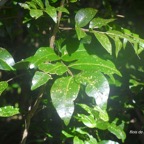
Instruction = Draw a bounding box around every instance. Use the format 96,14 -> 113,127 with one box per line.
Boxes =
20,88 -> 44,144
49,0 -> 65,48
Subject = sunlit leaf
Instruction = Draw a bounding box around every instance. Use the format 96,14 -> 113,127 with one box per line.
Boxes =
34,0 -> 44,8
31,71 -> 51,90
45,6 -> 57,23
0,106 -> 19,117
89,17 -> 115,29
96,121 -> 109,130
38,62 -> 67,75
26,47 -> 60,66
73,136 -> 84,144
76,71 -> 110,109
69,55 -> 121,77
0,81 -> 8,95
57,7 -> 69,14
0,47 -> 15,71
30,9 -> 43,19
77,114 -> 96,128
75,8 -> 97,27
94,32 -> 112,55
108,122 -> 126,142
84,135 -> 98,144
75,25 -> 87,40
51,76 -> 80,125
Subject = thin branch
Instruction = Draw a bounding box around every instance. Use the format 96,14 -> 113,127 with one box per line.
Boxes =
20,87 -> 44,144
49,0 -> 65,48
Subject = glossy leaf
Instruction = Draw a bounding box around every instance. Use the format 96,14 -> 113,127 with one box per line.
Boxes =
0,47 -> 15,71
96,121 -> 109,130
76,71 -> 110,109
38,62 -> 67,75
94,32 -> 112,55
98,140 -> 119,144
75,8 -> 97,27
0,81 -> 8,95
108,123 -> 126,142
73,136 -> 84,144
56,7 -> 69,14
89,17 -> 115,29
0,106 -> 19,117
69,55 -> 121,77
30,9 -> 43,19
31,71 -> 51,90
115,37 -> 122,57
45,6 -> 57,23
75,25 -> 86,40
85,135 -> 98,144
26,47 -> 60,66
77,114 -> 96,128
34,0 -> 44,8
51,76 -> 80,125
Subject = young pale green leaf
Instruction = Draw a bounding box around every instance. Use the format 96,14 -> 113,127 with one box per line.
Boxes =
89,17 -> 115,29
69,55 -> 121,77
77,114 -> 96,128
38,62 -> 67,75
0,81 -> 8,95
31,71 -> 51,90
26,47 -> 60,66
98,140 -> 119,144
84,135 -> 98,144
0,106 -> 19,117
75,25 -> 87,40
56,7 -> 69,14
108,123 -> 126,143
76,71 -> 110,109
62,130 -> 74,138
75,8 -> 97,27
26,1 -> 37,9
0,47 -> 15,71
94,106 -> 109,121
34,0 -> 44,8
30,9 -> 43,19
73,136 -> 84,144
45,6 -> 57,23
94,32 -> 112,55
70,0 -> 77,3
96,121 -> 109,130
51,76 -> 80,125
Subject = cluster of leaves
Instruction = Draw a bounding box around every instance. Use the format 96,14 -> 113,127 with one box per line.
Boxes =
0,0 -> 144,143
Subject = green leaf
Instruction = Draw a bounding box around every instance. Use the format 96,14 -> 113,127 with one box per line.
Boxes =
0,81 -> 8,95
30,9 -> 43,19
69,55 -> 121,76
108,122 -> 126,142
98,140 -> 119,144
96,121 -> 109,130
73,136 -> 84,144
0,47 -> 15,71
56,7 -> 69,14
70,0 -> 77,3
0,106 -> 19,117
94,106 -> 109,121
114,37 -> 122,57
77,114 -> 96,128
51,76 -> 80,125
26,47 -> 60,66
75,8 -> 97,27
31,71 -> 51,90
26,1 -> 37,9
45,6 -> 57,23
89,17 -> 115,29
84,135 -> 98,144
75,25 -> 87,40
38,62 -> 68,75
76,71 -> 110,109
34,0 -> 44,8
62,130 -> 74,138
94,32 -> 112,55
